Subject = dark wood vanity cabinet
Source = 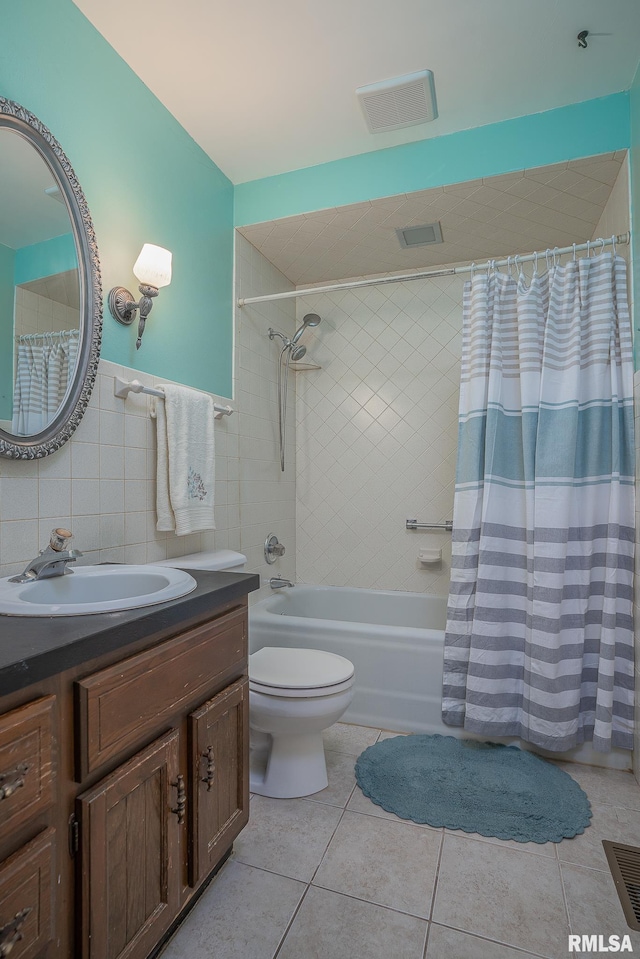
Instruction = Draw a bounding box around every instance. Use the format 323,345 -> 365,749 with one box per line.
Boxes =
0,595 -> 251,959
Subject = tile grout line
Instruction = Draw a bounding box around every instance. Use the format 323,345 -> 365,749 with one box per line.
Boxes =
271,772 -> 361,959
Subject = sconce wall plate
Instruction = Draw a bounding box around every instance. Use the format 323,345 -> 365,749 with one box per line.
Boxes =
108,286 -> 137,326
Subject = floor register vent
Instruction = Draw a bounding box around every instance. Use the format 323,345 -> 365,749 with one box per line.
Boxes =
603,840 -> 640,930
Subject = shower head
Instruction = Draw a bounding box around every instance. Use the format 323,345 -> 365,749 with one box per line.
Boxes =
291,313 -> 321,346
291,345 -> 307,361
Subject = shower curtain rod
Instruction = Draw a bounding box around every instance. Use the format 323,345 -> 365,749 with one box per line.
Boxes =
237,232 -> 630,307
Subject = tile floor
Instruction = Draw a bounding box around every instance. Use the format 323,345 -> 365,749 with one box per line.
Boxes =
160,724 -> 640,959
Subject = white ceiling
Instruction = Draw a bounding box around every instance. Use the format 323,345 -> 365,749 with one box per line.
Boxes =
239,152 -> 626,285
73,0 -> 640,185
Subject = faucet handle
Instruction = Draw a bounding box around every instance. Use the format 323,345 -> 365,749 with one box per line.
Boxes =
49,528 -> 73,552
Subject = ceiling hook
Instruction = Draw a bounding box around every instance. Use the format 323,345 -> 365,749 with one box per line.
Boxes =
577,30 -> 589,49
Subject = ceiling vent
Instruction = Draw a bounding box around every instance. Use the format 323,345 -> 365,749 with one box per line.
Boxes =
396,222 -> 443,249
356,70 -> 438,134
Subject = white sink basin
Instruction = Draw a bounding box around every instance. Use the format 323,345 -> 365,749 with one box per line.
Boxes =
0,565 -> 197,616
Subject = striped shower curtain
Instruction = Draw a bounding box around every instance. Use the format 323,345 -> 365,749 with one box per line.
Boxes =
442,252 -> 635,753
12,330 -> 80,435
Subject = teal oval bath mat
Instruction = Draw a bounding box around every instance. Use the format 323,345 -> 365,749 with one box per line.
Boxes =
355,734 -> 591,843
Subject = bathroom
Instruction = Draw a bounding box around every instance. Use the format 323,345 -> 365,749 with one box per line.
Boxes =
1,1 -> 640,957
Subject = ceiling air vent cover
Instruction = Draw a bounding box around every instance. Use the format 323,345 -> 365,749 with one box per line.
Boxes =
396,222 -> 443,249
357,70 -> 438,134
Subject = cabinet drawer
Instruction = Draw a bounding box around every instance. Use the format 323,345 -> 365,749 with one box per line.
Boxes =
76,608 -> 247,778
0,828 -> 55,959
0,696 -> 55,843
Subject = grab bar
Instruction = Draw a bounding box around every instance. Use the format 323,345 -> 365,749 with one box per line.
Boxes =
406,519 -> 453,532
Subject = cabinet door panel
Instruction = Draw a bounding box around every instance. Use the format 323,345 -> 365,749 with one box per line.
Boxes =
0,828 -> 55,959
77,729 -> 181,959
76,609 -> 246,778
0,696 -> 55,844
189,678 -> 249,887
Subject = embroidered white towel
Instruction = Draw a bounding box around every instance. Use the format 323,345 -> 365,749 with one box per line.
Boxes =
155,384 -> 216,535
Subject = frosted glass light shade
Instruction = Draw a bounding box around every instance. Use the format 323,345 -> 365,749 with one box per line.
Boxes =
133,244 -> 172,289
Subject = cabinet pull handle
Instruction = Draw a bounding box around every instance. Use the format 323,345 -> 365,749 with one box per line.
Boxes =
201,746 -> 215,791
0,907 -> 32,956
171,775 -> 186,825
0,762 -> 29,801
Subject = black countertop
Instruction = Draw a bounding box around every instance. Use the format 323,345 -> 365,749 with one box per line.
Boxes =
0,569 -> 260,697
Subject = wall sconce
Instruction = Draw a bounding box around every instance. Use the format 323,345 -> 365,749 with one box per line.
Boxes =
108,244 -> 172,349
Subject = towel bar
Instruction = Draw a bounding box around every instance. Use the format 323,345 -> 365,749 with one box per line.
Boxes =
114,377 -> 234,419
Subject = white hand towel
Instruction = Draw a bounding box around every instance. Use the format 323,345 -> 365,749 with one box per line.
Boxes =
155,384 -> 216,536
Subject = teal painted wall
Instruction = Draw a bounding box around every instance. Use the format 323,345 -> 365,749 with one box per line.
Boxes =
1,0 -> 234,397
235,94 -> 631,226
630,61 -> 640,365
14,233 -> 77,286
0,243 -> 15,420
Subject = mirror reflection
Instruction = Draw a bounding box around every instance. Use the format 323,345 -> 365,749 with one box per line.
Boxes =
0,129 -> 80,436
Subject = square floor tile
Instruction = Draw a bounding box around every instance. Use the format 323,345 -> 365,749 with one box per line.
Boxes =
347,782 -> 440,827
159,860 -> 304,959
426,923 -> 549,958
323,722 -> 381,757
561,862 -> 640,952
306,749 -> 358,808
557,802 -> 640,870
277,886 -> 428,959
313,809 -> 442,918
554,763 -> 640,810
433,834 -> 570,958
233,795 -> 342,882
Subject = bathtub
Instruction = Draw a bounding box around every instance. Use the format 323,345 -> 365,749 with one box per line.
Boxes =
249,583 -> 631,770
249,584 -> 448,735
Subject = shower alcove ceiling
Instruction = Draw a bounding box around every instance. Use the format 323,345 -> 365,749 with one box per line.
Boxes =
238,151 -> 628,286
236,151 -> 630,596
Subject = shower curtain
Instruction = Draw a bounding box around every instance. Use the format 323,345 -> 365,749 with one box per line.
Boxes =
442,252 -> 635,752
12,330 -> 80,434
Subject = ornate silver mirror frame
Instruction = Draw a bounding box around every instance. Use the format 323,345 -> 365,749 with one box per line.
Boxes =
0,98 -> 101,459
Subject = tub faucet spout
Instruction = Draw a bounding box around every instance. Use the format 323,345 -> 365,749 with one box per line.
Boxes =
269,576 -> 294,589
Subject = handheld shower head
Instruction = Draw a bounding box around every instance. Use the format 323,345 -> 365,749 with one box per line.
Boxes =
291,313 -> 322,346
291,345 -> 307,361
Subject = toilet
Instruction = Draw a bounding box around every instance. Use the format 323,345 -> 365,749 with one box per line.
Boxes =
249,646 -> 354,799
151,551 -> 355,800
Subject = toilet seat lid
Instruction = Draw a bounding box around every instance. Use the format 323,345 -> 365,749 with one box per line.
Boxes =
249,647 -> 354,690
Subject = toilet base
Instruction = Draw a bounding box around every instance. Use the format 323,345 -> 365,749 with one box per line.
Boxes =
250,731 -> 328,798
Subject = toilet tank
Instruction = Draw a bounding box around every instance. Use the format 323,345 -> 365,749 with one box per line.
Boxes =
150,550 -> 247,571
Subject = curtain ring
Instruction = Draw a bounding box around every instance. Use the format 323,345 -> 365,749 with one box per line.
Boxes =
553,246 -> 560,267
586,240 -> 591,258
533,251 -> 539,274
470,262 -> 476,279
572,243 -> 577,261
599,237 -> 605,255
545,248 -> 552,270
611,234 -> 617,257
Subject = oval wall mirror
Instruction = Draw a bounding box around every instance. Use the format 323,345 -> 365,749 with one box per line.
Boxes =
0,98 -> 101,459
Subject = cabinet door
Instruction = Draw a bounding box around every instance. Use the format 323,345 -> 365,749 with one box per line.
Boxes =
77,729 -> 181,959
0,828 -> 55,959
0,696 -> 55,845
189,678 -> 249,887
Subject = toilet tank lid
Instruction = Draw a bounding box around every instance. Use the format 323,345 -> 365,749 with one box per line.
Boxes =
150,550 -> 247,571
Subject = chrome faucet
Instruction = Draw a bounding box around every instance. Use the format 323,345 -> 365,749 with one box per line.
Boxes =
269,576 -> 294,589
9,528 -> 82,583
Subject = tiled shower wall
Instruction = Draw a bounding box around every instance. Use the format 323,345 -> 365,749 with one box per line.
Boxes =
0,235 -> 295,604
234,233 -> 297,601
295,276 -> 463,594
294,157 -> 632,597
